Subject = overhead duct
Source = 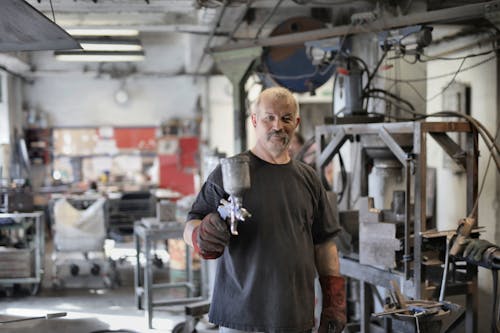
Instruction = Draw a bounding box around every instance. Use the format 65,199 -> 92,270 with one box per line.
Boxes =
0,0 -> 80,52
211,47 -> 261,153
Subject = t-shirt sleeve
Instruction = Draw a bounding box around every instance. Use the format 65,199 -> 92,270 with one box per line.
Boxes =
186,166 -> 227,221
311,179 -> 341,245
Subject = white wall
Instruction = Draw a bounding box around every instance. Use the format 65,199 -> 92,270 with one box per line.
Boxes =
426,33 -> 498,332
25,75 -> 201,127
23,32 -> 204,127
207,75 -> 235,156
0,72 -> 25,179
427,39 -> 498,237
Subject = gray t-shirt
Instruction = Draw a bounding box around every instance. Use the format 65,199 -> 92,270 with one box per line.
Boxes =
187,151 -> 340,332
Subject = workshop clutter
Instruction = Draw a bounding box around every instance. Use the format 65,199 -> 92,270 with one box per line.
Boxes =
51,196 -> 118,288
0,247 -> 32,278
53,197 -> 106,251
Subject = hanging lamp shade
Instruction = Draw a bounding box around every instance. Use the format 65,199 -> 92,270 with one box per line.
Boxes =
0,0 -> 80,52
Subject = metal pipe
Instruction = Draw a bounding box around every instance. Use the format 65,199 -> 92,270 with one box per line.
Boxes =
254,0 -> 284,39
439,236 -> 451,302
209,0 -> 500,53
228,0 -> 253,41
194,0 -> 230,76
404,158 -> 411,280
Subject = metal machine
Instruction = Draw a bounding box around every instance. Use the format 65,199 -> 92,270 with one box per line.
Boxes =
316,120 -> 482,332
210,9 -> 500,332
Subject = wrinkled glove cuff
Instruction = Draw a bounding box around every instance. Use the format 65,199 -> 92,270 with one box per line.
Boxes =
319,275 -> 347,329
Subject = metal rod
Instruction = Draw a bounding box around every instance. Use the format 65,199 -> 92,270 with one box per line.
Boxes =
404,158 -> 411,280
209,0 -> 500,53
194,0 -> 229,76
0,312 -> 66,324
439,237 -> 451,302
254,0 -> 284,40
228,0 -> 253,41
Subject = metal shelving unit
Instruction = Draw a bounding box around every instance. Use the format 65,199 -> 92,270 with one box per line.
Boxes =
0,211 -> 45,296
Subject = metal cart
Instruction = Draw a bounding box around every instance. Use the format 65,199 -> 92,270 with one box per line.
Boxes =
0,211 -> 44,296
134,218 -> 207,329
50,196 -> 116,289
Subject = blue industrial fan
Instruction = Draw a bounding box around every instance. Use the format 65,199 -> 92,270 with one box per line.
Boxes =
261,17 -> 335,93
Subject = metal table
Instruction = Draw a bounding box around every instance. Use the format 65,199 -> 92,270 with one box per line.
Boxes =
0,211 -> 45,296
134,218 -> 205,329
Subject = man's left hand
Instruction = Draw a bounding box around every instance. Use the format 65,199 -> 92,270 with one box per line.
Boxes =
318,275 -> 346,333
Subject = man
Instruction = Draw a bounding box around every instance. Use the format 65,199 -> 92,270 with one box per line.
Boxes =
183,87 -> 346,333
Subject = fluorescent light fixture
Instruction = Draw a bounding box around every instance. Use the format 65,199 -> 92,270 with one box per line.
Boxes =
78,38 -> 143,52
65,29 -> 139,37
54,51 -> 145,62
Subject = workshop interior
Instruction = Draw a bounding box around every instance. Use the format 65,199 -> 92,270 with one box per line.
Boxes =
0,0 -> 499,332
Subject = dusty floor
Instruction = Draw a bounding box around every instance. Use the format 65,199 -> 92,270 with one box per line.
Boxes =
0,238 -> 214,333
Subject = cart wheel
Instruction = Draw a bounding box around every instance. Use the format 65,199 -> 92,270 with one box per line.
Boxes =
52,279 -> 62,290
172,322 -> 197,333
29,283 -> 41,296
5,287 -> 14,297
103,275 -> 113,289
172,322 -> 185,333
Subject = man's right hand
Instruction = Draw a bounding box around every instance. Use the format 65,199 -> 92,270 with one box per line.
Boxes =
192,213 -> 230,259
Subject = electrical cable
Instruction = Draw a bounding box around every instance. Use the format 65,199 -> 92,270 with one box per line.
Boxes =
426,57 -> 466,102
468,127 -> 499,219
364,48 -> 388,91
348,54 -> 370,75
433,111 -> 500,155
365,88 -> 416,111
360,100 -> 500,168
337,152 -> 347,204
377,54 -> 496,83
49,0 -> 56,22
419,48 -> 497,62
254,0 -> 284,39
401,55 -> 418,65
402,80 -> 426,102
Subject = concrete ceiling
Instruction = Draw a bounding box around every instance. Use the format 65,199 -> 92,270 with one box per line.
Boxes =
1,0 -> 498,74
23,0 -> 499,44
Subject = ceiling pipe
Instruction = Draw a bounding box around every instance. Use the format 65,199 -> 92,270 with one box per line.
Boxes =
228,0 -> 253,41
193,0 -> 230,76
254,0 -> 284,39
208,0 -> 500,53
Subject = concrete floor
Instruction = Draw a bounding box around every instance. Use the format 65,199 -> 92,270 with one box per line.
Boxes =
0,238 -> 214,333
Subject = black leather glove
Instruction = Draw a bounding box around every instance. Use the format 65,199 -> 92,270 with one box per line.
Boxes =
192,213 -> 230,259
318,275 -> 347,333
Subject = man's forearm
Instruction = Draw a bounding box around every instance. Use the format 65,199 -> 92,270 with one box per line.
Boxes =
315,240 -> 346,333
183,219 -> 201,247
314,240 -> 340,276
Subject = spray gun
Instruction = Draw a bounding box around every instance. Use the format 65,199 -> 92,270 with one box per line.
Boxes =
217,155 -> 251,235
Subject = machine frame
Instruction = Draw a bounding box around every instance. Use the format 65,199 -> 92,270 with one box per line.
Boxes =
316,120 -> 479,333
